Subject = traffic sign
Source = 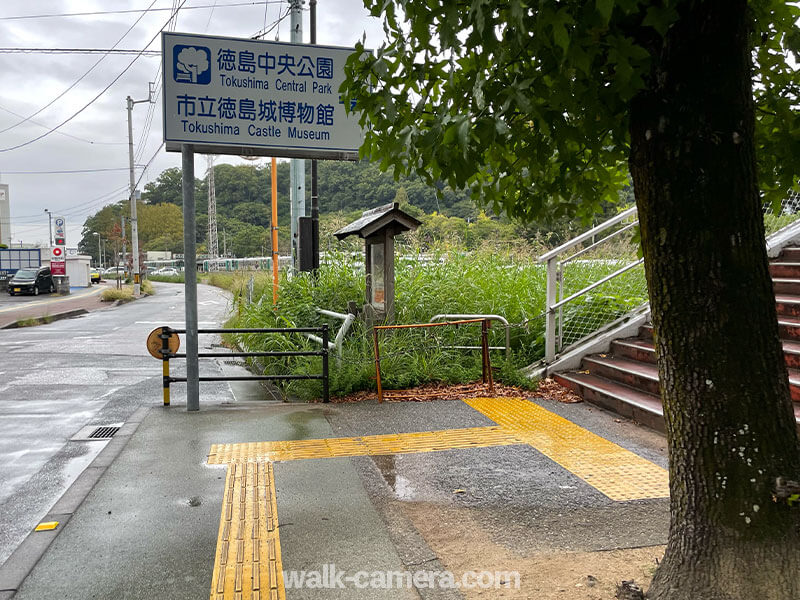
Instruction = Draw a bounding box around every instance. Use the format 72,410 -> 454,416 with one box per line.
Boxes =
51,246 -> 66,275
147,328 -> 181,359
161,32 -> 364,160
54,216 -> 66,244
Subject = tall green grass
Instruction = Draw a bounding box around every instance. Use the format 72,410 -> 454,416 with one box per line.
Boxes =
218,249 -> 646,400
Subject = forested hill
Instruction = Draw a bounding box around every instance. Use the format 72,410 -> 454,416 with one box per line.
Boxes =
79,159 -> 627,259
78,160 -> 491,258
142,159 -> 477,219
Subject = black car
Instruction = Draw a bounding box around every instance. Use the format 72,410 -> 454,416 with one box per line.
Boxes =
8,266 -> 55,296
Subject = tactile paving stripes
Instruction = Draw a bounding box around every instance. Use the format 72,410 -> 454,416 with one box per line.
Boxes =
208,426 -> 524,464
464,397 -> 669,501
210,461 -> 285,600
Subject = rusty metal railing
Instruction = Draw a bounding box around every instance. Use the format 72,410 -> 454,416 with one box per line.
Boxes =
372,318 -> 494,403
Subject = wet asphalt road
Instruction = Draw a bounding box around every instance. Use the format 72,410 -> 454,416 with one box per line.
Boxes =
0,282 -> 232,565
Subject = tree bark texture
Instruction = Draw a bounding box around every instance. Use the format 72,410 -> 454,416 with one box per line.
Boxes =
628,2 -> 800,599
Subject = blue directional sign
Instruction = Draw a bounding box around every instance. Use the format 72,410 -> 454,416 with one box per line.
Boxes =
162,32 -> 365,160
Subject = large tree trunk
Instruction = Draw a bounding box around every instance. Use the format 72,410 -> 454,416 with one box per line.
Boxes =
628,2 -> 800,599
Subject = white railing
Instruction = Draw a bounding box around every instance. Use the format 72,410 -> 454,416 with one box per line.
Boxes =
539,192 -> 800,366
539,206 -> 646,363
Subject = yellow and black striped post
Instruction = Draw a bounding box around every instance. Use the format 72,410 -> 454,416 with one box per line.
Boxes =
161,326 -> 171,406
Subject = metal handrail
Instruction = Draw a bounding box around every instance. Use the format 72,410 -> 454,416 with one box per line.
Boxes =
539,206 -> 640,363
157,325 -> 329,404
305,308 -> 357,367
538,206 -> 638,263
429,313 -> 511,360
551,258 -> 644,311
539,192 -> 800,367
560,221 -> 638,265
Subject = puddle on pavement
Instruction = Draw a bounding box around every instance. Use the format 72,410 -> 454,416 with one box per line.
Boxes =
283,410 -> 318,440
372,454 -> 416,500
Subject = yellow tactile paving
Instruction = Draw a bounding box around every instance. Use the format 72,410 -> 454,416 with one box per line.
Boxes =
209,461 -> 285,600
207,397 -> 669,597
207,426 -> 524,464
463,397 -> 669,501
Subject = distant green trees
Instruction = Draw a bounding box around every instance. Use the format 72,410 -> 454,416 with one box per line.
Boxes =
81,160 -> 626,258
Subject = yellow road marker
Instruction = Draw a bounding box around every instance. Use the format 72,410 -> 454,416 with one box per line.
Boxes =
34,521 -> 59,531
464,397 -> 669,501
207,397 -> 668,598
208,426 -> 523,464
209,461 -> 285,600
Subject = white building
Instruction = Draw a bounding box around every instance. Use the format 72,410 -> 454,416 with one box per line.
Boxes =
43,252 -> 92,287
0,184 -> 10,247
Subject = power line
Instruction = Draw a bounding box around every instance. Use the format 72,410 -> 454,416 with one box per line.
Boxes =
0,0 -> 189,153
0,0 -> 160,136
2,167 -> 133,175
251,4 -> 292,40
0,103 -> 125,146
0,2 -> 278,21
135,1 -> 182,166
11,184 -> 132,222
0,48 -> 161,56
204,0 -> 220,32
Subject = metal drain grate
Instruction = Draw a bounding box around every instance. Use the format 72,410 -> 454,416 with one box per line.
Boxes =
88,426 -> 120,439
71,423 -> 123,442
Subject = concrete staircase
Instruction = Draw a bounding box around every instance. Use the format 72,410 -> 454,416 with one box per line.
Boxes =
554,246 -> 800,432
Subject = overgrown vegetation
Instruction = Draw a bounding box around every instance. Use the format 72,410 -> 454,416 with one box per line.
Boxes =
100,280 -> 154,302
148,273 -> 185,283
217,248 -> 647,400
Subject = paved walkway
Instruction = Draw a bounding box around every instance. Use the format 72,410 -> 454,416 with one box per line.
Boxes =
0,383 -> 670,599
0,285 -> 109,328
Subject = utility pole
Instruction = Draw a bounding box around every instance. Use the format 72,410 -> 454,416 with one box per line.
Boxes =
310,0 -> 319,272
121,215 -> 126,275
44,209 -> 53,246
206,155 -> 219,258
289,0 -> 305,269
127,83 -> 154,296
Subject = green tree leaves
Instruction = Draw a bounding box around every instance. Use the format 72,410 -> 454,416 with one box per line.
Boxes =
342,0 -> 799,223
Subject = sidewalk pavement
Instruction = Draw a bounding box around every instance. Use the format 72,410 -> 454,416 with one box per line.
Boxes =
0,379 -> 671,599
0,284 -> 110,328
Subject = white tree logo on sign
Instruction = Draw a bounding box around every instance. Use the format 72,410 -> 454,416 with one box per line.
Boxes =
175,46 -> 210,84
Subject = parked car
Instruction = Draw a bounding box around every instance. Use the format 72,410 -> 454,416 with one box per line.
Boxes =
8,266 -> 55,296
91,269 -> 101,284
158,268 -> 179,277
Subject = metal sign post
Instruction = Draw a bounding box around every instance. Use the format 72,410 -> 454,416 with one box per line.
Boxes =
162,31 -> 366,410
51,216 -> 67,277
182,144 -> 200,411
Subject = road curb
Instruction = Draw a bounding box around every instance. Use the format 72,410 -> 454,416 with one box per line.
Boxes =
1,309 -> 89,329
0,406 -> 151,598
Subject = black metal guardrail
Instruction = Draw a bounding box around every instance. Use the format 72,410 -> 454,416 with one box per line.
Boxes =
156,325 -> 329,405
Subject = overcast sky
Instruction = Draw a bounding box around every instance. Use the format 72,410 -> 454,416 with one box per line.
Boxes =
0,0 -> 385,247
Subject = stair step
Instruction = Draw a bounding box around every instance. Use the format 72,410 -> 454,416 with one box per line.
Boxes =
610,338 -> 657,364
581,355 -> 661,396
776,295 -> 800,318
770,262 -> 800,279
790,369 -> 800,402
553,372 -> 664,432
779,317 -> 800,340
773,278 -> 800,295
639,324 -> 654,341
780,247 -> 800,262
783,340 -> 800,369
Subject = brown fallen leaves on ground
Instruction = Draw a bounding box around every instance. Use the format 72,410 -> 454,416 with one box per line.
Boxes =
537,377 -> 584,403
330,377 -> 583,404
